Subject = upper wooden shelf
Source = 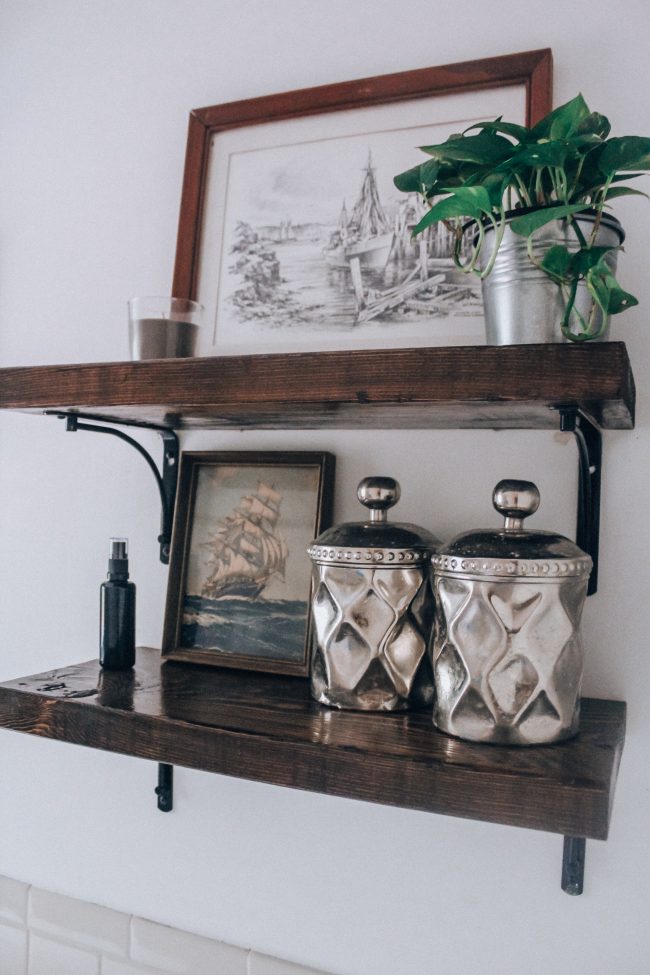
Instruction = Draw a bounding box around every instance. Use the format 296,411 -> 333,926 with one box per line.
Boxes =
0,343 -> 635,430
0,647 -> 626,841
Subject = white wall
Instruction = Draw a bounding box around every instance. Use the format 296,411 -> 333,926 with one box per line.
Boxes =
1,2 -> 649,973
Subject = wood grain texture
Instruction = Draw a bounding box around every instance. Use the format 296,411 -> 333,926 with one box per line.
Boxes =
0,344 -> 635,431
0,648 -> 626,840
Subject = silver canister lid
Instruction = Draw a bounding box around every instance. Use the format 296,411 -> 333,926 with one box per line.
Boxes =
432,479 -> 592,580
308,476 -> 439,567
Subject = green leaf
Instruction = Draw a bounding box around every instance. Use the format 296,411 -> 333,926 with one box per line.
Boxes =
498,139 -> 579,174
569,246 -> 619,277
586,260 -> 638,315
577,138 -> 650,197
393,163 -> 423,193
509,204 -> 590,237
418,131 -> 514,166
576,111 -> 611,141
416,158 -> 446,195
482,172 -> 511,208
540,244 -> 620,284
411,201 -> 461,235
575,170 -> 645,200
440,185 -> 494,214
463,119 -> 530,143
531,94 -> 591,141
540,244 -> 572,281
411,185 -> 494,235
597,136 -> 650,174
603,185 -> 649,201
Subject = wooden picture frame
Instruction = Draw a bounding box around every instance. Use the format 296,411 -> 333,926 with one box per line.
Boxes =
172,50 -> 552,357
162,451 -> 335,676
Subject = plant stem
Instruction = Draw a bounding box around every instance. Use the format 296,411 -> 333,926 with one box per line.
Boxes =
478,212 -> 505,278
513,175 -> 532,208
561,277 -> 584,339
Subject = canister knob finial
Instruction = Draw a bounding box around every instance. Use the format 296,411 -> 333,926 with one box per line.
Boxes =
493,479 -> 540,532
357,476 -> 401,523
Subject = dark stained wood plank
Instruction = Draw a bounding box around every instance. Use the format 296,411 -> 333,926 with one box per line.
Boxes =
0,648 -> 626,840
0,344 -> 636,430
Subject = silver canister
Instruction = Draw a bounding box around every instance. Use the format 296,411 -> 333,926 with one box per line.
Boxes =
308,477 -> 439,711
431,480 -> 592,745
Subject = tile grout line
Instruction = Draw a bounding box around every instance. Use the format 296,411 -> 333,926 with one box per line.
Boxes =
4,875 -> 334,975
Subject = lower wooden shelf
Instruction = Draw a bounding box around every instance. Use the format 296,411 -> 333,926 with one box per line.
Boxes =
0,647 -> 625,844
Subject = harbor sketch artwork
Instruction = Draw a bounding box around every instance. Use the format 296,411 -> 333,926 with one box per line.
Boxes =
165,454 -> 332,675
223,148 -> 482,334
215,145 -> 483,350
204,112 -> 508,353
183,74 -> 528,354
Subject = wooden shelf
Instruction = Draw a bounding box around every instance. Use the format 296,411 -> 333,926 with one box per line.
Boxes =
0,647 -> 626,841
0,345 -> 632,892
0,343 -> 635,430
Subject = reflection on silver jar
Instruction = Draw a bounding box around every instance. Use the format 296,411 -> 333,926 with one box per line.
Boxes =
311,559 -> 434,710
431,480 -> 592,745
308,477 -> 438,711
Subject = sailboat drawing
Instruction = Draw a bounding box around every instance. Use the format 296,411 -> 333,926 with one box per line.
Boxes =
199,482 -> 289,600
323,152 -> 394,270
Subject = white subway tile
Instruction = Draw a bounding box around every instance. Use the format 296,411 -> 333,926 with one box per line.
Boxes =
130,917 -> 247,975
29,888 -> 130,956
0,922 -> 28,973
248,952 -> 333,975
28,933 -> 100,975
0,876 -> 29,925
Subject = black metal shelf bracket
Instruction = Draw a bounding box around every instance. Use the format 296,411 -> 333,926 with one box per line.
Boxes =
54,413 -> 179,564
562,836 -> 586,895
155,763 -> 174,812
558,408 -> 602,596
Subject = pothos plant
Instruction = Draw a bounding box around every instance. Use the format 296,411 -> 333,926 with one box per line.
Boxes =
393,94 -> 650,340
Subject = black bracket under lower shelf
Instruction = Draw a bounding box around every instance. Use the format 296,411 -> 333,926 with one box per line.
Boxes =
52,412 -> 179,564
155,763 -> 174,812
152,764 -> 587,889
562,836 -> 586,895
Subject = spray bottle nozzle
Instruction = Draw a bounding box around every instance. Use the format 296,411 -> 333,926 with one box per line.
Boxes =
108,537 -> 129,578
110,537 -> 128,560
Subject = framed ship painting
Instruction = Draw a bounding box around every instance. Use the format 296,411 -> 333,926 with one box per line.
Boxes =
162,451 -> 335,676
172,50 -> 551,356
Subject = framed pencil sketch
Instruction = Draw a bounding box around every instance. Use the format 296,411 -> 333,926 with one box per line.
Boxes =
173,50 -> 552,356
162,451 -> 335,676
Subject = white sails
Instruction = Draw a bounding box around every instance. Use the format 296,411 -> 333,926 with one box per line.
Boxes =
201,482 -> 289,599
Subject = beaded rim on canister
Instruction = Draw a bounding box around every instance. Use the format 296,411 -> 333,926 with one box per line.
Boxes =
432,478 -> 592,581
308,476 -> 438,567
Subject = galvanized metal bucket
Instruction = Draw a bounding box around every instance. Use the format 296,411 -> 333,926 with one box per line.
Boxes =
477,212 -> 624,344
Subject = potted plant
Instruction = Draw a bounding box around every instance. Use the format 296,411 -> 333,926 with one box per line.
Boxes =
393,94 -> 650,342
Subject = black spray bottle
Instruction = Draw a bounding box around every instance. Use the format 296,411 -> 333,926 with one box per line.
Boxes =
100,537 -> 136,669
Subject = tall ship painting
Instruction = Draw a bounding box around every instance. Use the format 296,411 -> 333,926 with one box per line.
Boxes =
180,470 -> 315,668
200,482 -> 289,601
323,152 -> 394,270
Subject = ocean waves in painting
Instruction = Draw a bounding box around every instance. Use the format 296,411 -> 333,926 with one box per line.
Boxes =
181,594 -> 308,661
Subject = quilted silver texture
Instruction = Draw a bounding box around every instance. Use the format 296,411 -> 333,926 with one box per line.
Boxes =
310,563 -> 434,711
432,574 -> 588,744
